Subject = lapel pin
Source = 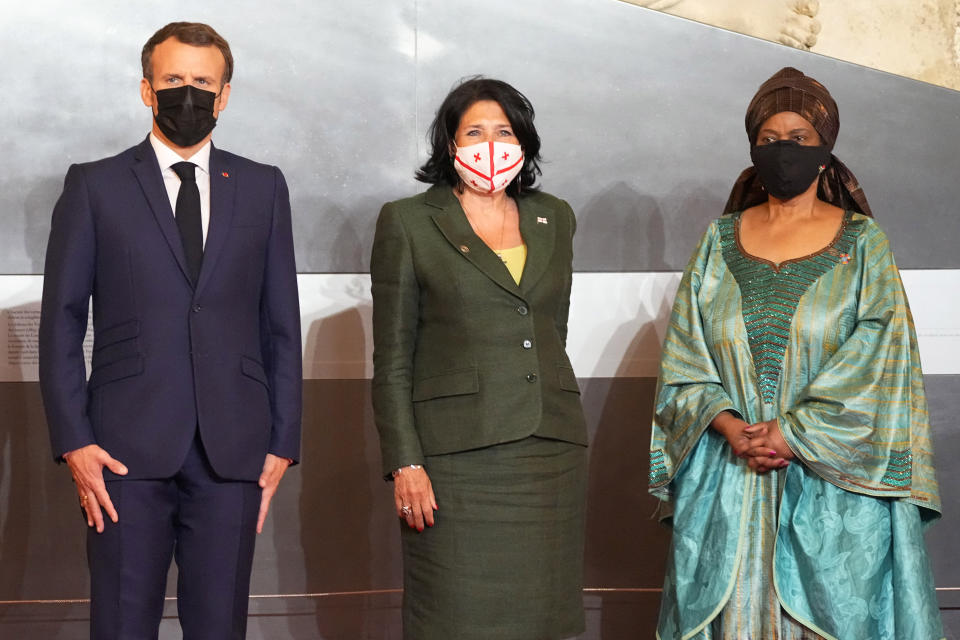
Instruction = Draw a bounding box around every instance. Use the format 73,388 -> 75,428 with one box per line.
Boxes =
537,216 -> 548,225
221,171 -> 229,178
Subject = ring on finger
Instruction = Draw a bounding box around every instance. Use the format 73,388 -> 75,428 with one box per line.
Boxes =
400,505 -> 412,517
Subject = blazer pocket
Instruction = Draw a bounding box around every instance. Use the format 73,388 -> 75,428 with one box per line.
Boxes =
557,365 -> 581,394
93,319 -> 139,350
92,319 -> 140,370
88,355 -> 144,390
241,356 -> 269,389
412,367 -> 479,401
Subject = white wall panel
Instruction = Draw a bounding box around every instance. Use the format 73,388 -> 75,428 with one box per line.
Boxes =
3,271 -> 958,381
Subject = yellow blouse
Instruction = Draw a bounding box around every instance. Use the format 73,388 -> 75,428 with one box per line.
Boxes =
496,244 -> 527,284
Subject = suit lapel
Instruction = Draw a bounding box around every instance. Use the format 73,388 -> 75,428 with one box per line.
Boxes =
517,195 -> 555,293
427,186 -> 522,297
195,145 -> 236,295
131,137 -> 193,286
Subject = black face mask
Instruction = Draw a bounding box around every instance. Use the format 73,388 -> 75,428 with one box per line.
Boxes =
750,140 -> 832,201
152,85 -> 219,147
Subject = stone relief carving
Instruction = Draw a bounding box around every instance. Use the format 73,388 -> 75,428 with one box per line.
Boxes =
620,0 -> 960,90
623,0 -> 821,50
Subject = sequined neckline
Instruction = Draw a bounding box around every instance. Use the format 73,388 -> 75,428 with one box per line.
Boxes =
733,210 -> 853,273
717,211 -> 865,403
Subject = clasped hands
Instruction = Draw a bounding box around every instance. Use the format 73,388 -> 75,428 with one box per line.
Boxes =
711,411 -> 795,473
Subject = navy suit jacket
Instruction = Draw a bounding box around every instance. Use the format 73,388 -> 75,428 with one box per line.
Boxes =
39,137 -> 302,482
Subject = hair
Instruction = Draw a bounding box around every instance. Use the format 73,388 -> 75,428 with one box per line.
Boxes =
141,22 -> 234,85
416,77 -> 542,196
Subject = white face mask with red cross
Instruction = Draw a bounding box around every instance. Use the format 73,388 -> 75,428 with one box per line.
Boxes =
453,141 -> 524,194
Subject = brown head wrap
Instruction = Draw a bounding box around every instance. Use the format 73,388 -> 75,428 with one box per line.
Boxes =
723,67 -> 872,216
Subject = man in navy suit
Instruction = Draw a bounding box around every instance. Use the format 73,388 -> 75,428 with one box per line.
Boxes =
39,22 -> 302,639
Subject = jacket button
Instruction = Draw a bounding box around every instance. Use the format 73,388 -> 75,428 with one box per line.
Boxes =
522,339 -> 532,349
526,373 -> 537,382
517,305 -> 528,315
192,304 -> 201,313
459,244 -> 470,253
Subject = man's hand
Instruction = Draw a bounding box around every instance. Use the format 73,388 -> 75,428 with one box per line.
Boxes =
256,454 -> 291,534
64,444 -> 128,533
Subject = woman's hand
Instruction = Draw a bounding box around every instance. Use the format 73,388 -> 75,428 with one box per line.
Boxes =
743,419 -> 795,473
710,411 -> 754,457
711,413 -> 792,473
394,466 -> 438,532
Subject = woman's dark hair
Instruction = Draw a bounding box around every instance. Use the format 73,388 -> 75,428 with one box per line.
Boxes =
416,77 -> 542,196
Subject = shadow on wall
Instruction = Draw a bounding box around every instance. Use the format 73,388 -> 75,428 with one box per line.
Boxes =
580,266 -> 676,634
0,175 -> 58,274
574,181 -> 724,271
282,305 -> 403,639
0,302 -> 90,609
23,177 -> 60,273
574,182 -> 669,271
660,181 -> 728,235
923,376 -> 960,612
573,185 -> 683,631
0,368 -> 33,606
296,195 -> 382,273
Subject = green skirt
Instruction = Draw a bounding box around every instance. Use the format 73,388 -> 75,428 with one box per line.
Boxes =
401,436 -> 587,640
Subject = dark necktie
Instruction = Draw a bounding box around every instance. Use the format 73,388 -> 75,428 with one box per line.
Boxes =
171,161 -> 203,284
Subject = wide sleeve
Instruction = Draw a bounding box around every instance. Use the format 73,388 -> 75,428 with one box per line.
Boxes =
778,224 -> 940,518
650,222 -> 739,499
370,202 -> 425,477
39,164 -> 97,460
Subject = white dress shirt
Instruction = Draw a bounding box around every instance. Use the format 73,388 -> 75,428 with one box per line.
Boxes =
149,132 -> 212,246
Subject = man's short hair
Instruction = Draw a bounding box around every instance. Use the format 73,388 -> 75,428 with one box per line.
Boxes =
141,22 -> 233,85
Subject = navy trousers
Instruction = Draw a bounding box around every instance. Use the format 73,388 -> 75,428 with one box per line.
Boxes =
87,435 -> 261,640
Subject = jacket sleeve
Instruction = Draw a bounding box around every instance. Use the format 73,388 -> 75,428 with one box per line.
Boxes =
39,164 -> 97,460
555,200 -> 576,347
260,167 -> 303,463
370,202 -> 424,477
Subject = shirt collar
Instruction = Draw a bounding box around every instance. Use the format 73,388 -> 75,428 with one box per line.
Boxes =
149,131 -> 211,176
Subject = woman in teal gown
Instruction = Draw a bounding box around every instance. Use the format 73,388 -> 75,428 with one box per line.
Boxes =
650,67 -> 944,640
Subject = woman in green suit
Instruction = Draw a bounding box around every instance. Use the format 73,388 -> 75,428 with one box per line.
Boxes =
370,77 -> 588,640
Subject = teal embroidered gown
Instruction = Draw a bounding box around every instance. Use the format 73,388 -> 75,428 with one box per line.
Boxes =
650,212 -> 943,640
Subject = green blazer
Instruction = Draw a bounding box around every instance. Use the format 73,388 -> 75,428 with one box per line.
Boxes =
370,185 -> 588,476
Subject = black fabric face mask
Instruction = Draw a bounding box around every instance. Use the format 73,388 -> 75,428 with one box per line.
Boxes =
750,140 -> 832,201
153,85 -> 219,147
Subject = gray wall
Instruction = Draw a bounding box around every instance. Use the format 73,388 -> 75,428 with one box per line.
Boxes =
3,0 -> 960,274
1,1 -> 958,638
